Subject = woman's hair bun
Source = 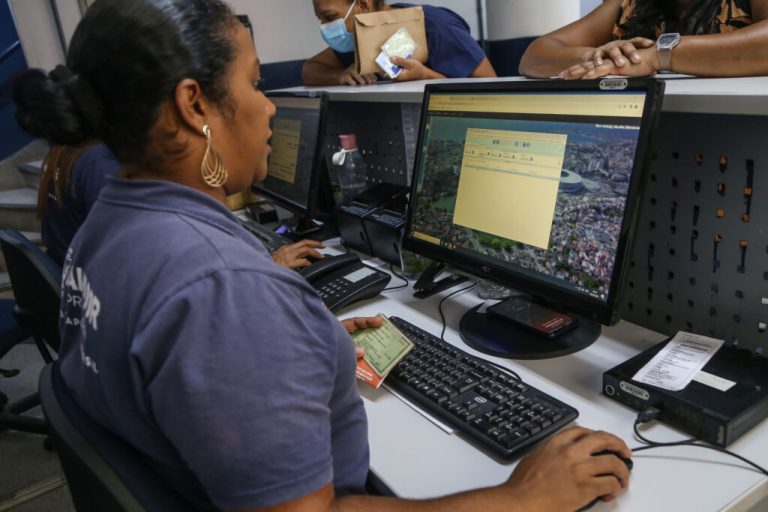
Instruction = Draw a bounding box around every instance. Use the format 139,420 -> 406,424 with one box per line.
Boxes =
12,65 -> 102,145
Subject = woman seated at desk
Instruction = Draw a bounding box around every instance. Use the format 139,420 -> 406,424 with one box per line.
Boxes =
520,0 -> 768,79
303,0 -> 497,85
11,76 -> 120,265
16,0 -> 632,510
14,79 -> 321,271
28,142 -> 118,267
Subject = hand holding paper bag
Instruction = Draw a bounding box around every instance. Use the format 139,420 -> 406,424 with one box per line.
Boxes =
354,6 -> 428,75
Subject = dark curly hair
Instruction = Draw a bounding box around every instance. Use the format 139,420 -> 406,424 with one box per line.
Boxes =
619,0 -> 723,39
13,0 -> 239,170
345,0 -> 386,9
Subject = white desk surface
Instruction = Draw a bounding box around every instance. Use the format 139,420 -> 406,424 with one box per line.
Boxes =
322,242 -> 768,511
272,76 -> 768,116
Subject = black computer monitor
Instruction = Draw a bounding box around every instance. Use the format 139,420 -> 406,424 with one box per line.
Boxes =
404,78 -> 664,359
255,92 -> 331,235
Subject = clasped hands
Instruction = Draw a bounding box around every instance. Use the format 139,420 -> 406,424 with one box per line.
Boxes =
559,37 -> 661,79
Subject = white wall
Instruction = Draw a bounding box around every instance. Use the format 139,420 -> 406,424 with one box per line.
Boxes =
52,0 -> 84,47
10,0 -> 66,70
486,0 -> 581,40
580,0 -> 603,17
229,1 -> 325,64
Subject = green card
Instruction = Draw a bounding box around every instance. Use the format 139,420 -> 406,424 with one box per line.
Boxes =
352,314 -> 414,377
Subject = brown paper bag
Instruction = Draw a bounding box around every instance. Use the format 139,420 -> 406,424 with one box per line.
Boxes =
353,6 -> 428,75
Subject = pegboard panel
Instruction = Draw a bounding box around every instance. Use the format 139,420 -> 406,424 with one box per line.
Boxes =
620,112 -> 768,356
323,101 -> 421,187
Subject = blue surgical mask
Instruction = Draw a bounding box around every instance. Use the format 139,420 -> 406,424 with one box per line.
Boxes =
320,0 -> 357,53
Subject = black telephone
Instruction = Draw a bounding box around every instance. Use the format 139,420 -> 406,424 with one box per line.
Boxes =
299,253 -> 391,313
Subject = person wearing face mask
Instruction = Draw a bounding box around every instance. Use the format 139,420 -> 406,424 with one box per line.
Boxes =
303,0 -> 497,85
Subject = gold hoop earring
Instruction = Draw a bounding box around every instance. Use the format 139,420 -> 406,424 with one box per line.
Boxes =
201,124 -> 228,188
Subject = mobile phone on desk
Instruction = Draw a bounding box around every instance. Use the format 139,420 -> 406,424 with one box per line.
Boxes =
487,296 -> 577,338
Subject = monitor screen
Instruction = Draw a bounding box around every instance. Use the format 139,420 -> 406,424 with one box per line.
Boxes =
405,79 -> 663,325
257,94 -> 326,215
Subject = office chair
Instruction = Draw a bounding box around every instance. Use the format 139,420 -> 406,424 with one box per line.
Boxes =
0,298 -> 46,433
0,229 -> 62,436
39,364 -> 194,511
1,298 -> 30,377
0,229 -> 61,357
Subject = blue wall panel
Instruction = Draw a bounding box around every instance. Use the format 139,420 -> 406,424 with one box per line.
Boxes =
487,36 -> 536,77
262,59 -> 305,91
0,0 -> 33,160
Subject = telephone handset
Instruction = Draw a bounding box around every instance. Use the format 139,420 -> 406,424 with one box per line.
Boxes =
299,253 -> 391,313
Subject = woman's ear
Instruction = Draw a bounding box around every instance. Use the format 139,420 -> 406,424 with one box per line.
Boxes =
174,78 -> 208,135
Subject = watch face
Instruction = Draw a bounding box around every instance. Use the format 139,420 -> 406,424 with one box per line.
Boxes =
658,33 -> 679,48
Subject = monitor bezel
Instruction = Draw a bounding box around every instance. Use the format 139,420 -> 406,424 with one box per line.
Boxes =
403,78 -> 665,326
254,91 -> 330,218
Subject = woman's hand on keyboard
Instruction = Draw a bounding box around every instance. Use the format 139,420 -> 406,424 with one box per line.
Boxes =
503,427 -> 632,511
271,240 -> 325,270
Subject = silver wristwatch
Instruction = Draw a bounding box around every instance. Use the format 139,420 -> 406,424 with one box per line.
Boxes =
656,32 -> 681,73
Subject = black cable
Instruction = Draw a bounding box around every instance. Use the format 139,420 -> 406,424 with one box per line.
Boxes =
437,281 -> 477,342
631,410 -> 768,476
383,264 -> 409,292
485,360 -> 521,383
633,419 -> 696,447
630,441 -> 768,476
433,281 -> 521,381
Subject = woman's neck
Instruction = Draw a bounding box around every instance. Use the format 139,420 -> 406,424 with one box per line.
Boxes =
119,164 -> 228,204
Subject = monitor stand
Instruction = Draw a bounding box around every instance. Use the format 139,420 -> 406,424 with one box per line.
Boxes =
413,261 -> 468,299
459,302 -> 601,360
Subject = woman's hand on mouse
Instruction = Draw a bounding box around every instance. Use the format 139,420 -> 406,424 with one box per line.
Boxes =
501,427 -> 632,511
271,240 -> 325,269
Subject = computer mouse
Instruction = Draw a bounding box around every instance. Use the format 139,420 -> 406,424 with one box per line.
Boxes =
577,451 -> 633,511
592,449 -> 634,471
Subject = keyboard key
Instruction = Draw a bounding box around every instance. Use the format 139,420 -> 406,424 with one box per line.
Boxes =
453,376 -> 479,393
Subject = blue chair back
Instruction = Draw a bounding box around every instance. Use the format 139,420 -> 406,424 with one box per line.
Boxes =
0,229 -> 61,353
39,363 -> 194,511
0,298 -> 29,359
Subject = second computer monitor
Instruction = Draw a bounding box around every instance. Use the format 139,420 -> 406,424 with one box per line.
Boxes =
256,93 -> 328,219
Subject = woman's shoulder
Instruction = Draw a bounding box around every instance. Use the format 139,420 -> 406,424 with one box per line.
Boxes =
418,3 -> 470,29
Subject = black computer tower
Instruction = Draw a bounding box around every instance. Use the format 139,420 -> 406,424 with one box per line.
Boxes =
363,193 -> 408,265
335,184 -> 406,255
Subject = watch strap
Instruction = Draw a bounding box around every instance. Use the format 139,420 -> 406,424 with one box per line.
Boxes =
659,46 -> 672,73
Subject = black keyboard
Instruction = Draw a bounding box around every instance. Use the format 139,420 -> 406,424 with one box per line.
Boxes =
240,219 -> 292,253
387,317 -> 579,461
